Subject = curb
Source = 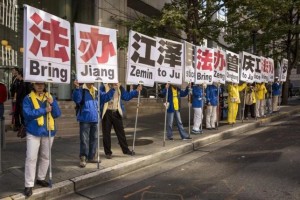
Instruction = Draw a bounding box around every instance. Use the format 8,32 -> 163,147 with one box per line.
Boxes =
6,107 -> 300,200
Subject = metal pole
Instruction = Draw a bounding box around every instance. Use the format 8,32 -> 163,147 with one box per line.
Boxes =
47,83 -> 52,188
200,84 -> 204,131
132,82 -> 142,155
188,82 -> 191,137
216,83 -> 220,129
96,79 -> 102,169
163,85 -> 169,147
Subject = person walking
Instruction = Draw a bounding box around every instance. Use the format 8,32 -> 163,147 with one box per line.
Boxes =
0,81 -> 7,119
72,81 -> 114,167
101,83 -> 142,159
191,83 -> 204,134
272,77 -> 281,112
23,82 -> 61,197
227,82 -> 247,124
161,83 -> 192,140
205,83 -> 220,130
244,83 -> 256,119
255,82 -> 267,118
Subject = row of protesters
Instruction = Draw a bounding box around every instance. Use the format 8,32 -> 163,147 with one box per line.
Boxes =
23,82 -> 61,197
161,83 -> 192,140
0,81 -> 8,119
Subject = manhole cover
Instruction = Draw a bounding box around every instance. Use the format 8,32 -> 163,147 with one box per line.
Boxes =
127,139 -> 153,146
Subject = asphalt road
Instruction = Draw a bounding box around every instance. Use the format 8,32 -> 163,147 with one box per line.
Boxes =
62,113 -> 300,200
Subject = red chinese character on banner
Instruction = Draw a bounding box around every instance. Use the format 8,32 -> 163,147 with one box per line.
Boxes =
29,12 -> 69,62
214,50 -> 226,70
197,49 -> 213,71
78,27 -> 116,63
261,58 -> 268,72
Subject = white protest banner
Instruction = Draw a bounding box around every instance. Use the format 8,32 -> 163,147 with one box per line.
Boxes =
183,41 -> 195,83
23,4 -> 71,83
279,58 -> 288,82
268,58 -> 275,82
126,30 -> 156,87
253,55 -> 262,83
74,23 -> 118,83
260,57 -> 269,83
194,46 -> 214,85
240,51 -> 255,83
225,50 -> 239,84
155,37 -> 183,85
213,48 -> 226,84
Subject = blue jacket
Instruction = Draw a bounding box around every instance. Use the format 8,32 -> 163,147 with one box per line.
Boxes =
272,82 -> 281,96
23,95 -> 61,137
161,85 -> 189,113
72,86 -> 114,123
192,85 -> 203,108
205,85 -> 220,106
100,85 -> 138,117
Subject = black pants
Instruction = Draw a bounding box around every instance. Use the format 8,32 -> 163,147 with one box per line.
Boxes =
244,103 -> 256,118
102,110 -> 130,155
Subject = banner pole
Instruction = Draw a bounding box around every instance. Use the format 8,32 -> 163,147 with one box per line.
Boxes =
216,83 -> 220,130
132,81 -> 143,155
242,85 -> 246,123
96,78 -> 102,169
200,84 -> 204,131
47,82 -> 52,188
188,82 -> 191,137
163,83 -> 169,147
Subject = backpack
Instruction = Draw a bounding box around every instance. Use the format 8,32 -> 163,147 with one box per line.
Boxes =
75,89 -> 86,116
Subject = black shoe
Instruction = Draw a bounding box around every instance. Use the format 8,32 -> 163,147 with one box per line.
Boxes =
24,187 -> 33,197
105,154 -> 112,159
124,151 -> 135,156
36,179 -> 49,187
183,137 -> 192,140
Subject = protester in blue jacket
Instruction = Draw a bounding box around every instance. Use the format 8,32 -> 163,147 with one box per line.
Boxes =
161,83 -> 191,140
101,83 -> 142,159
205,83 -> 221,129
191,84 -> 204,134
23,82 -> 61,197
73,81 -> 114,167
272,77 -> 281,112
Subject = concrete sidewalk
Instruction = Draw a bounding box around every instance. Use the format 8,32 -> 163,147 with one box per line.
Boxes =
1,98 -> 300,200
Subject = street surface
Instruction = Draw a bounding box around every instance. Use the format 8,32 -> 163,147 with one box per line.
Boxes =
62,113 -> 300,200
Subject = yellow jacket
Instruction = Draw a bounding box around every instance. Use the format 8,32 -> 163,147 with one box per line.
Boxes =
255,83 -> 267,100
227,82 -> 247,104
245,86 -> 256,105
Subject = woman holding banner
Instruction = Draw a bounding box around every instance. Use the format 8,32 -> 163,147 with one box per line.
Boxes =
205,83 -> 221,130
191,83 -> 204,134
255,82 -> 267,117
161,83 -> 192,140
227,82 -> 247,124
23,82 -> 61,197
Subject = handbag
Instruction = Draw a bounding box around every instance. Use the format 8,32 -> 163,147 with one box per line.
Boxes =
17,125 -> 26,138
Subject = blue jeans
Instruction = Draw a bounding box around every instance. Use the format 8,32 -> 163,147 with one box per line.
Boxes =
167,111 -> 189,139
79,122 -> 98,160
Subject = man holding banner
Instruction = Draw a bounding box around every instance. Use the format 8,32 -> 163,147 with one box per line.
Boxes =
101,83 -> 142,159
205,83 -> 221,129
272,77 -> 281,112
191,83 -> 204,134
72,81 -> 115,167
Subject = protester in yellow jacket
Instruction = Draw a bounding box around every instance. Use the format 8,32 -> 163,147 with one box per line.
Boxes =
255,82 -> 267,117
227,82 -> 247,124
244,83 -> 256,119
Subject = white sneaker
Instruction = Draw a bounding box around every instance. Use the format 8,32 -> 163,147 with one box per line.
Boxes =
80,156 -> 86,168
